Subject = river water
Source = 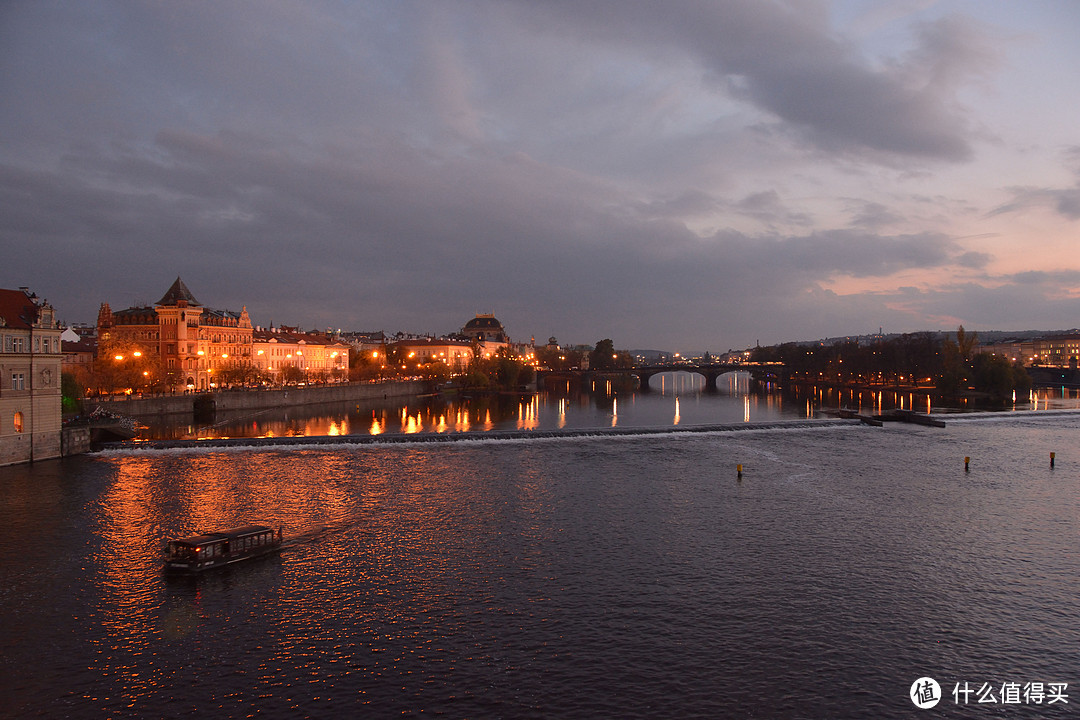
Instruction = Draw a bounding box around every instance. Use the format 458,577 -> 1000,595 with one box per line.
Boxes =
135,372 -> 1080,441
3,379 -> 1080,718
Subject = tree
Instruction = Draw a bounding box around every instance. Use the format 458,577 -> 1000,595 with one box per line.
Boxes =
280,364 -> 305,385
91,343 -> 157,395
61,371 -> 84,414
956,325 -> 978,362
590,339 -> 616,370
535,345 -> 581,371
936,336 -> 966,397
970,354 -> 1011,399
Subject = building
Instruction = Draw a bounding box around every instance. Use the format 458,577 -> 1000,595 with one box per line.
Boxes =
1033,333 -> 1080,368
98,277 -> 254,391
975,339 -> 1035,366
460,313 -> 510,358
61,325 -> 97,377
387,337 -> 475,372
977,333 -> 1080,368
252,327 -> 350,383
0,288 -> 63,466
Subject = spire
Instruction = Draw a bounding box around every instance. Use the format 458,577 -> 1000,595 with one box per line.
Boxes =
97,302 -> 113,329
156,277 -> 201,307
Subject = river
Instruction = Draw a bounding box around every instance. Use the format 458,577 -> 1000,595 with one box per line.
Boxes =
2,376 -> 1080,717
132,371 -> 1080,441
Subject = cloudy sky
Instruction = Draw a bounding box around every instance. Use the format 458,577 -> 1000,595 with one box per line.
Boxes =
2,1 -> 1079,351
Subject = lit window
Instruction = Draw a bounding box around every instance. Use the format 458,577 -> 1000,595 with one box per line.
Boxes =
13,411 -> 23,433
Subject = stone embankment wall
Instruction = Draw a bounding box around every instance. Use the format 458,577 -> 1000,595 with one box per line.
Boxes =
84,381 -> 426,418
62,426 -> 92,456
1028,366 -> 1080,388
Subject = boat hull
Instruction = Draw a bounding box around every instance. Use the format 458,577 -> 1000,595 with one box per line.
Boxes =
165,544 -> 281,573
165,525 -> 282,573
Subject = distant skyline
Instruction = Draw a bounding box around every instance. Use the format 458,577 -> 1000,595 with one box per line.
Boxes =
3,1 -> 1079,352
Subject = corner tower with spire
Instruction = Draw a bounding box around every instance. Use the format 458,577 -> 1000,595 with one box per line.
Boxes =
98,276 -> 254,392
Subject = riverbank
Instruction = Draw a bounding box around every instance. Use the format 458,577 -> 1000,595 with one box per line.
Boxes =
82,380 -> 427,418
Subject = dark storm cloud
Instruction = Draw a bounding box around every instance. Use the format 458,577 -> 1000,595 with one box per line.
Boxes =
500,0 -> 988,161
3,117 -> 975,345
0,1 -> 1060,348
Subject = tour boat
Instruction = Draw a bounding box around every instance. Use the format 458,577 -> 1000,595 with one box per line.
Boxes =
165,524 -> 282,573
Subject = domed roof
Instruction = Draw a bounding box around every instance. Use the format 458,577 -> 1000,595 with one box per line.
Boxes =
463,314 -> 504,330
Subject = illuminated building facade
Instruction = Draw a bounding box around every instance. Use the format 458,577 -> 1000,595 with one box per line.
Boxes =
98,277 -> 253,391
252,327 -> 350,382
979,334 -> 1080,368
0,288 -> 62,465
388,337 -> 474,372
1034,334 -> 1080,368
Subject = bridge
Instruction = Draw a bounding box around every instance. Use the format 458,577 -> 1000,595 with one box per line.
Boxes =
537,362 -> 785,392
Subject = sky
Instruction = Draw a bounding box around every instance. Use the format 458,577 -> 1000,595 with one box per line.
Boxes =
2,0 -> 1079,352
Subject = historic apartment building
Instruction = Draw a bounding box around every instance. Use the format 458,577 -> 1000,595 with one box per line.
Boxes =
0,287 -> 63,466
252,327 -> 350,382
98,277 -> 253,391
387,337 -> 475,372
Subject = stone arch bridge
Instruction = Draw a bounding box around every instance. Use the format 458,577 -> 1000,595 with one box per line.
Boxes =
538,363 -> 785,392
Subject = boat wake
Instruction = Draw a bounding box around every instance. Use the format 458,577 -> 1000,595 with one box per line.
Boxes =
280,522 -> 360,549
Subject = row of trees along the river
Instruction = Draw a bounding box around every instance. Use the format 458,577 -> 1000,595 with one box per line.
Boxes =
749,327 -> 1031,401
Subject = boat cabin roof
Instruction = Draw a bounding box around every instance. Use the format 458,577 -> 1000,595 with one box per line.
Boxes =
171,525 -> 274,547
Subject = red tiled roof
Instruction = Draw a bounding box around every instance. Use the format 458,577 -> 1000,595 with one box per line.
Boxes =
0,288 -> 40,330
253,329 -> 346,346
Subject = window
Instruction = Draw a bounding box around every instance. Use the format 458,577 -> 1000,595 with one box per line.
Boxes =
13,411 -> 23,433
12,337 -> 24,353
11,373 -> 25,390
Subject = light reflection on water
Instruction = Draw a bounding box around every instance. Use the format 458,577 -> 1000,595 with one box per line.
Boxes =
136,375 -> 1080,442
3,413 -> 1080,717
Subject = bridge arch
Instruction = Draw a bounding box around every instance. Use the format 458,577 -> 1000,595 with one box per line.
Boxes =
636,364 -> 749,392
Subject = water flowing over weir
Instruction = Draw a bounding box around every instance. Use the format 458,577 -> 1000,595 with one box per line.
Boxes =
5,410 -> 1080,718
100,417 -> 862,451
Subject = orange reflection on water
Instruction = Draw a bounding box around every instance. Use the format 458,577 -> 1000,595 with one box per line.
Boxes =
517,397 -> 540,430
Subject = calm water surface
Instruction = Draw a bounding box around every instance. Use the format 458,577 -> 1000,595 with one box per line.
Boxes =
3,408 -> 1080,718
135,372 -> 1080,441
